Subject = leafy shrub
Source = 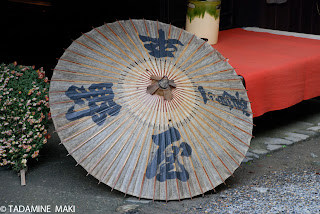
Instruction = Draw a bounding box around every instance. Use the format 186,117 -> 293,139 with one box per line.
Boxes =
0,62 -> 50,171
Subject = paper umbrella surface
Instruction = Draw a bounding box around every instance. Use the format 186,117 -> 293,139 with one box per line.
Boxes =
49,19 -> 253,201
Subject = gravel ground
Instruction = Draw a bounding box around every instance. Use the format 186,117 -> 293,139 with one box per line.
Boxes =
137,136 -> 320,214
185,170 -> 320,214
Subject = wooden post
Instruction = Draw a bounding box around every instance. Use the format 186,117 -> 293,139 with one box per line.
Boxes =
20,169 -> 26,186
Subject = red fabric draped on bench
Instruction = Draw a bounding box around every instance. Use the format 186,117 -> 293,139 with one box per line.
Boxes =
213,28 -> 320,117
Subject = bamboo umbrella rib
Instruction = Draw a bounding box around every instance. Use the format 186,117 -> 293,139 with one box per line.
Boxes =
152,98 -> 166,201
48,89 -> 65,94
175,87 -> 251,104
55,58 -> 127,79
64,49 -> 127,76
52,68 -> 123,80
104,24 -> 147,70
127,19 -> 159,75
138,97 -> 168,200
182,39 -> 206,64
59,89 -> 147,140
51,105 -> 88,120
187,85 -> 247,92
161,100 -> 183,201
50,75 -> 146,99
174,97 -> 251,157
166,34 -> 195,78
50,87 -> 148,117
169,99 -> 224,186
163,28 -> 185,79
156,98 -> 168,201
98,94 -> 158,182
49,100 -> 73,106
68,112 -> 128,156
82,31 -> 149,77
195,101 -> 254,138
68,92 -> 152,159
67,41 -> 145,80
63,91 -> 151,145
141,19 -> 162,76
110,122 -> 145,190
166,102 -> 200,198
110,96 -> 159,191
116,20 -> 157,76
172,93 -> 237,176
151,20 -> 167,76
189,121 -> 233,180
188,68 -> 234,80
98,119 -> 138,182
170,94 -> 196,122
62,102 -> 123,144
93,27 -> 148,73
196,106 -> 248,157
51,78 -> 113,84
135,19 -> 160,76
63,49 -> 155,83
199,98 -> 254,126
171,50 -> 215,80
175,90 -> 254,140
168,41 -> 208,79
156,21 -> 165,77
191,108 -> 246,163
166,125 -> 182,201
164,24 -> 182,76
206,102 -> 255,131
95,26 -> 141,63
177,78 -> 242,84
156,21 -> 165,78
167,102 -> 206,195
160,99 -> 168,201
124,122 -> 151,197
160,98 -> 169,201
87,118 -> 137,172
52,68 -> 150,86
173,59 -> 224,80
55,116 -> 88,133
162,23 -> 173,77
120,82 -> 151,87
128,99 -> 160,199
177,88 -> 253,115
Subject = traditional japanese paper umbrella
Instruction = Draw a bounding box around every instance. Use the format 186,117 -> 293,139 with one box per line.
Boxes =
49,19 -> 253,201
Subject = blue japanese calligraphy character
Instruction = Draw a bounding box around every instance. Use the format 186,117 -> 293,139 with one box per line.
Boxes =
146,127 -> 192,182
216,91 -> 250,116
198,87 -> 250,117
139,29 -> 184,58
65,83 -> 121,125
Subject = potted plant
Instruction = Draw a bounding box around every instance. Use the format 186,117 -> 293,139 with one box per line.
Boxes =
186,0 -> 221,45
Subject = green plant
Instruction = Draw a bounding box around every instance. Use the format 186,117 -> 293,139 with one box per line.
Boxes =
0,62 -> 50,171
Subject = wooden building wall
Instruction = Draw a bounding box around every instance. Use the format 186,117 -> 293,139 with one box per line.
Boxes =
4,0 -> 320,79
233,0 -> 320,35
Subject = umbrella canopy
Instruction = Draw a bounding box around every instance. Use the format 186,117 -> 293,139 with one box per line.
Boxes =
49,19 -> 253,201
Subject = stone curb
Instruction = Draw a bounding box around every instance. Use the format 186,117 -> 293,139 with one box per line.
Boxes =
243,123 -> 320,163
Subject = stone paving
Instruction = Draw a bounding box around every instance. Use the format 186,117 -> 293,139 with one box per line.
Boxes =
243,98 -> 320,163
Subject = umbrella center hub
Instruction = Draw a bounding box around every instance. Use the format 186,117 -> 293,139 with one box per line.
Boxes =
158,76 -> 170,89
146,75 -> 176,100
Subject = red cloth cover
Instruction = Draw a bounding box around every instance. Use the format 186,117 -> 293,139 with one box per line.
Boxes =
213,28 -> 320,117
